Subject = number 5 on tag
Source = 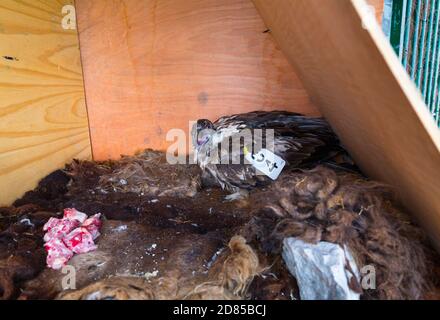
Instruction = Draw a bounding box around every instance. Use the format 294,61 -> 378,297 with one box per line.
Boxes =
244,147 -> 286,180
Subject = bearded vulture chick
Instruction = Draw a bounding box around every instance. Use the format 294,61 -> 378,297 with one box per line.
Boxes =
191,111 -> 351,200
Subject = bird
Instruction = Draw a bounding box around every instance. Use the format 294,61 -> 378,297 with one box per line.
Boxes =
191,110 -> 352,200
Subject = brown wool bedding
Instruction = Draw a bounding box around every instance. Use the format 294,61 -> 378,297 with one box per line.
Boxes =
241,167 -> 440,299
0,150 -> 439,300
56,235 -> 260,300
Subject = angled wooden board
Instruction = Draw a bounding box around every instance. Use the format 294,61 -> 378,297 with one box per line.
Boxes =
368,0 -> 384,23
75,0 -> 320,160
253,0 -> 440,248
0,0 -> 91,205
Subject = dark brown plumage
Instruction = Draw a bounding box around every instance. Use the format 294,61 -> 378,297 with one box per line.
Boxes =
192,111 -> 351,199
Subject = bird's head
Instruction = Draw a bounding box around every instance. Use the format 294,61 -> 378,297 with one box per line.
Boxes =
191,119 -> 215,150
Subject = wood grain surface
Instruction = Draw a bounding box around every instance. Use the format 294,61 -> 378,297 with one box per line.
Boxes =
368,0 -> 384,23
75,0 -> 319,160
253,0 -> 440,249
0,0 -> 91,205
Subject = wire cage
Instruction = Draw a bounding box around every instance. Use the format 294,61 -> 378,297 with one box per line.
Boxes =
383,0 -> 440,126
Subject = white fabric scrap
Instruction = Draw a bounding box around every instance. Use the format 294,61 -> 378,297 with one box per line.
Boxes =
282,238 -> 361,300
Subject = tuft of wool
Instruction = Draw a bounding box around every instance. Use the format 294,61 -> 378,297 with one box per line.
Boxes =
0,206 -> 52,300
66,149 -> 202,198
57,236 -> 261,300
219,235 -> 260,296
245,166 -> 435,300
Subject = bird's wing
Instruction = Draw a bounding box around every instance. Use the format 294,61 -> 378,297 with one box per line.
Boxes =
205,163 -> 261,191
213,111 -> 341,168
269,116 -> 342,167
213,110 -> 302,129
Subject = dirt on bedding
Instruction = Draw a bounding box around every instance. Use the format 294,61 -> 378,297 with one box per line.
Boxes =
1,150 -> 439,300
2,151 -> 283,300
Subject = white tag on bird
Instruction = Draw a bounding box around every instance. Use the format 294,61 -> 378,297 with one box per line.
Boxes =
244,147 -> 286,180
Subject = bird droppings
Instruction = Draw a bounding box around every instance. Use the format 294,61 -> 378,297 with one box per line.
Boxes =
113,225 -> 127,232
144,270 -> 159,280
205,248 -> 224,270
19,218 -> 34,227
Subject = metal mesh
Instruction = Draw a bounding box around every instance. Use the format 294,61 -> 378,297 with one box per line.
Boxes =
383,0 -> 440,126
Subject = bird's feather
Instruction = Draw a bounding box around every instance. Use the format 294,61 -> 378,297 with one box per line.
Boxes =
197,111 -> 350,193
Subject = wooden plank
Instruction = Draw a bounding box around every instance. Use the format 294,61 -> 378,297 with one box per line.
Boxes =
0,0 -> 91,205
367,0 -> 384,24
75,0 -> 319,160
253,0 -> 440,249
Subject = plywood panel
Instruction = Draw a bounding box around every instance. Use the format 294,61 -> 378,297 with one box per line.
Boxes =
253,0 -> 440,249
0,0 -> 91,205
75,0 -> 319,160
367,0 -> 384,23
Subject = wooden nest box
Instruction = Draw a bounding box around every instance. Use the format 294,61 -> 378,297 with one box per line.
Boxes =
1,0 -> 440,249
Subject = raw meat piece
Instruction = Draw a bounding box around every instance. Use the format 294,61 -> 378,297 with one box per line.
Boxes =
44,238 -> 74,270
